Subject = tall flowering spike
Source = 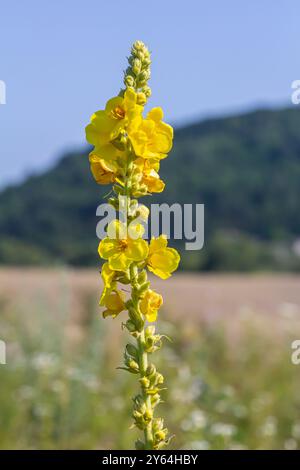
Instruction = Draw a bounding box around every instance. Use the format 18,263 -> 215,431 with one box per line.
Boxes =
85,41 -> 180,450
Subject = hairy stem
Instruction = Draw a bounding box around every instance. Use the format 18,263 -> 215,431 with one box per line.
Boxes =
137,330 -> 153,449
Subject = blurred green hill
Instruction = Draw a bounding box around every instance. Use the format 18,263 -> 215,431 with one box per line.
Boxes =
1,107 -> 300,271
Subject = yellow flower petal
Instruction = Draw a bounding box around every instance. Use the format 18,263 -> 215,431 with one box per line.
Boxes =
101,262 -> 115,288
149,235 -> 168,253
89,153 -> 117,185
105,96 -> 124,114
129,107 -> 173,160
109,252 -> 132,271
147,107 -> 164,122
102,290 -> 125,318
126,238 -> 149,261
139,289 -> 163,322
147,236 -> 180,279
98,238 -> 120,259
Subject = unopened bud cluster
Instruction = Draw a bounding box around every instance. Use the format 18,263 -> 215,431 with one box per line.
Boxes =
123,40 -> 152,104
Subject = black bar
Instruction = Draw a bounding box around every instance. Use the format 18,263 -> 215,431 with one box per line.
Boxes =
0,450 -> 298,467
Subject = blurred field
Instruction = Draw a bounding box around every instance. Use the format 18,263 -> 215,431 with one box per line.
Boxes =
1,268 -> 300,449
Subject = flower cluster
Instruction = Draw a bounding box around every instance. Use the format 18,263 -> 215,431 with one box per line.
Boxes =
85,40 -> 180,450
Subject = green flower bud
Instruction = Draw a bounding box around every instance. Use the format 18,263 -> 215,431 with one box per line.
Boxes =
126,343 -> 138,358
155,373 -> 164,385
132,58 -> 142,75
153,417 -> 164,432
146,364 -> 156,377
132,40 -> 145,51
151,393 -> 161,408
127,359 -> 140,372
143,57 -> 151,67
125,320 -> 136,332
124,75 -> 135,88
139,377 -> 150,389
133,410 -> 142,419
136,50 -> 145,61
155,429 -> 167,442
137,281 -> 150,295
128,307 -> 144,332
138,270 -> 147,284
118,275 -> 131,284
142,86 -> 152,98
144,408 -> 153,421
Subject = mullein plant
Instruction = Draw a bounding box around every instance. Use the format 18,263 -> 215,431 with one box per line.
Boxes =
85,41 -> 180,450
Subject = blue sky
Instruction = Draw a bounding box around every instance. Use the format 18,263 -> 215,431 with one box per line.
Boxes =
0,0 -> 298,187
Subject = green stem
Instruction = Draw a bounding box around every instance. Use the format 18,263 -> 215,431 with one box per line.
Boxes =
137,330 -> 154,449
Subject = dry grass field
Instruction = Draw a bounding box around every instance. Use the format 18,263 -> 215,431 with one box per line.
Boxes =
1,268 -> 300,449
1,268 -> 300,321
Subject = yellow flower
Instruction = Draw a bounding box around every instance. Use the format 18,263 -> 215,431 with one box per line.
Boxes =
133,158 -> 165,194
141,163 -> 165,193
99,262 -> 117,305
89,151 -> 119,185
85,88 -> 142,148
102,289 -> 126,318
147,235 -> 180,279
98,220 -> 149,271
139,289 -> 163,322
129,107 -> 173,160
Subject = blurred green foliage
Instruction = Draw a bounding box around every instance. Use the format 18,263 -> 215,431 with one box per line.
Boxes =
1,289 -> 300,450
1,107 -> 300,270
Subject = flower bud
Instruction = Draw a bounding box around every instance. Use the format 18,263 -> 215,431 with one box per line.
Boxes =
143,57 -> 151,67
131,173 -> 143,185
126,359 -> 139,373
155,373 -> 164,385
137,92 -> 147,105
146,364 -> 156,377
139,377 -> 150,389
145,337 -> 155,352
144,408 -> 153,421
153,417 -> 164,432
137,270 -> 147,284
125,320 -> 136,332
124,75 -> 135,88
132,58 -> 142,75
151,393 -> 161,408
132,183 -> 148,197
126,343 -> 138,358
132,40 -> 144,52
136,50 -> 145,61
118,275 -> 131,284
142,86 -> 152,98
155,429 -> 167,441
137,281 -> 150,295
